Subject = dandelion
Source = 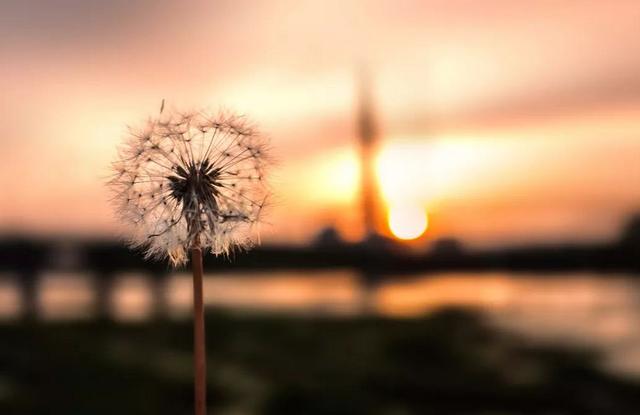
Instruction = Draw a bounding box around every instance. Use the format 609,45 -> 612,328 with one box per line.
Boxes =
109,109 -> 270,266
108,106 -> 271,415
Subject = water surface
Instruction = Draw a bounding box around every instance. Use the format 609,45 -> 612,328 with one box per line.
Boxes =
2,270 -> 639,376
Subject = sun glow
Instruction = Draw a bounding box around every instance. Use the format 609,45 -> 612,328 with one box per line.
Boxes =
376,138 -> 482,206
388,204 -> 428,240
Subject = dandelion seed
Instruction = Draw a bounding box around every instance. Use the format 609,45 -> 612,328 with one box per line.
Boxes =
108,109 -> 270,266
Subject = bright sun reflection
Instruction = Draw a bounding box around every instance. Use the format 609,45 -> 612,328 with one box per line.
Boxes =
388,204 -> 428,240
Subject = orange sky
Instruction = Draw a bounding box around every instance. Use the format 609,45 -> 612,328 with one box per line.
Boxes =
1,0 -> 640,248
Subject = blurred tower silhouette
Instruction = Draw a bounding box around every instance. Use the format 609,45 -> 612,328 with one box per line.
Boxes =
357,68 -> 383,239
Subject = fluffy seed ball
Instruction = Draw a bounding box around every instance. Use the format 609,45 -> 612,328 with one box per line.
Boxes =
108,110 -> 270,266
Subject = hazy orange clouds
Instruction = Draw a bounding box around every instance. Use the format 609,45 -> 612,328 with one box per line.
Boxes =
1,1 -> 640,247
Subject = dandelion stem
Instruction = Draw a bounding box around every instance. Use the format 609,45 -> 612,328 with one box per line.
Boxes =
191,245 -> 207,415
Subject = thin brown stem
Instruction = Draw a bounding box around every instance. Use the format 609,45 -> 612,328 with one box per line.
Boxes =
191,245 -> 207,415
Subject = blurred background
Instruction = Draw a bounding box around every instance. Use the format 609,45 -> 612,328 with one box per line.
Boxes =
2,0 -> 640,413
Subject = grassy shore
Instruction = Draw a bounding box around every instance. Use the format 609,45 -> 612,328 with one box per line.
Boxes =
1,308 -> 639,414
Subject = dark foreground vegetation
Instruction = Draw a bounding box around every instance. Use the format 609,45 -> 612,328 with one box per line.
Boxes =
1,309 -> 639,414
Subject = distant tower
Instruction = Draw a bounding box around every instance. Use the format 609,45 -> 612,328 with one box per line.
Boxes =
357,68 -> 382,238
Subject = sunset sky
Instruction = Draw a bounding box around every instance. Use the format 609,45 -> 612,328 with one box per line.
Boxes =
1,0 -> 640,248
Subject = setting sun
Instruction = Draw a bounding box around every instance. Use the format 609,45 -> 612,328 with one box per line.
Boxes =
388,204 -> 428,240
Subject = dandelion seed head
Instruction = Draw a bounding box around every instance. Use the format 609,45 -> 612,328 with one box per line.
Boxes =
108,109 -> 271,266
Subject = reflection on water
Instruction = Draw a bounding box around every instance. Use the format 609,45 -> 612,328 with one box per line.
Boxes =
168,271 -> 361,317
0,270 -> 363,321
2,270 -> 640,375
0,274 -> 21,318
38,273 -> 94,320
376,273 -> 640,377
110,274 -> 155,321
